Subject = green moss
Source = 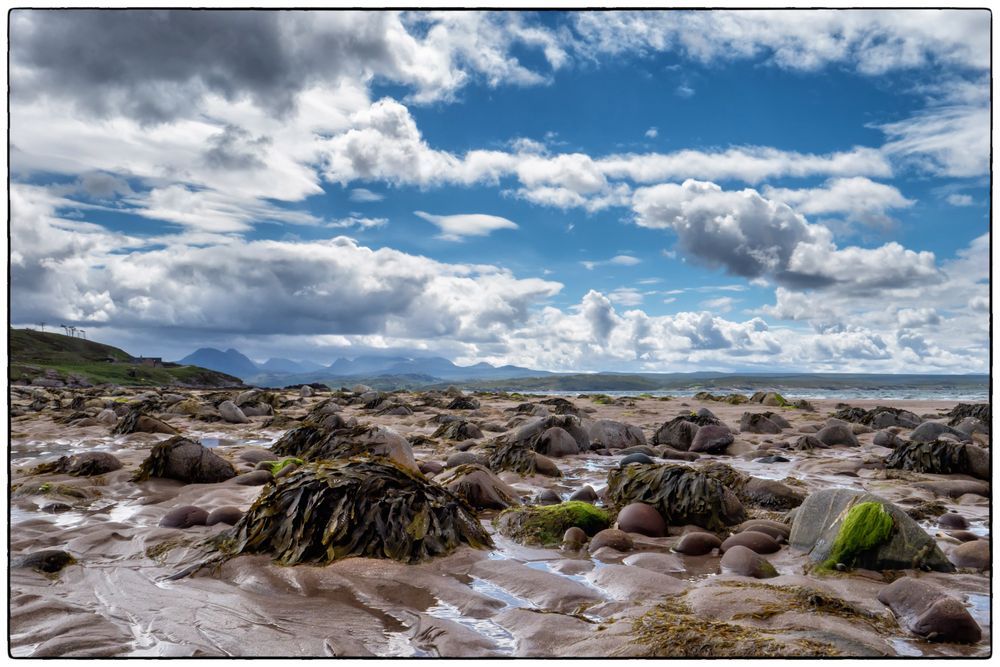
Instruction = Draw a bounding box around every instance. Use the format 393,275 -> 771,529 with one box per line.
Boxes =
820,502 -> 894,571
261,457 -> 305,475
591,394 -> 614,405
494,501 -> 610,546
772,393 -> 788,407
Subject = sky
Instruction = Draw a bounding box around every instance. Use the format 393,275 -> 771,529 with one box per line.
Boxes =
7,8 -> 992,373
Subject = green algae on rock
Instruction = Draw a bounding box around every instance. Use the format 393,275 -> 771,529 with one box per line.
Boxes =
494,501 -> 610,546
215,459 -> 492,565
605,463 -> 745,532
819,502 -> 894,571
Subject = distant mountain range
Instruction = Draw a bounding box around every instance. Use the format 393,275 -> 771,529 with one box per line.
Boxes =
174,348 -> 552,384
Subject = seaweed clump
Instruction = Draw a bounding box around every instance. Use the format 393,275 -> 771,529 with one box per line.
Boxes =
947,403 -> 990,426
215,459 -> 492,565
484,440 -> 561,477
270,423 -> 416,471
494,501 -> 610,546
605,463 -> 745,531
820,502 -> 894,571
630,598 -> 839,657
884,440 -> 970,475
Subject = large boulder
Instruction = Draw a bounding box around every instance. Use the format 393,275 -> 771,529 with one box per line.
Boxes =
216,459 -> 492,564
833,406 -> 920,429
616,503 -> 668,537
910,421 -> 971,443
652,413 -> 721,450
720,531 -> 780,554
271,424 -> 418,473
133,436 -> 236,484
536,427 -> 581,457
877,577 -> 981,643
698,461 -> 804,511
815,423 -> 859,447
437,464 -> 520,510
673,531 -> 722,555
485,441 -> 562,478
32,452 -> 122,477
495,501 -> 610,546
112,409 -> 179,435
740,413 -> 782,435
884,440 -> 988,480
720,545 -> 778,579
688,424 -> 735,454
788,488 -> 953,572
218,400 -> 250,424
587,419 -> 647,450
949,540 -> 990,570
506,415 -> 590,453
432,420 -> 484,441
605,463 -> 745,531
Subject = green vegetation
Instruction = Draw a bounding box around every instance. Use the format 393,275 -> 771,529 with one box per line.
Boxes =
261,457 -> 305,475
820,502 -> 894,571
494,501 -> 610,546
10,327 -> 241,387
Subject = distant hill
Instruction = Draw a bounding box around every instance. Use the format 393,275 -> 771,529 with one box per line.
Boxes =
178,347 -> 259,379
259,357 -> 325,374
9,328 -> 242,387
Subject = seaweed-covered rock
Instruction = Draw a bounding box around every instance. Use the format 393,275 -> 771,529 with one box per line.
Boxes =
494,501 -> 609,546
605,463 -> 745,531
270,424 -> 418,473
484,441 -> 561,478
788,488 -> 953,572
790,435 -> 827,451
538,396 -> 581,416
698,461 -> 804,511
447,396 -> 481,410
14,549 -> 76,573
587,419 -> 647,450
31,452 -> 122,477
885,441 -> 988,480
740,413 -> 783,434
872,430 -> 905,448
432,420 -> 484,441
112,409 -> 179,435
952,417 -> 989,437
652,414 -> 720,450
878,577 -> 982,643
505,415 -> 590,453
437,464 -> 520,510
910,421 -> 971,443
749,391 -> 788,407
216,460 -> 492,565
133,437 -> 236,483
946,403 -> 990,427
832,406 -> 921,429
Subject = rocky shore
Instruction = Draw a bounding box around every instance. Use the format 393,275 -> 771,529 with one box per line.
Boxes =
8,385 -> 991,657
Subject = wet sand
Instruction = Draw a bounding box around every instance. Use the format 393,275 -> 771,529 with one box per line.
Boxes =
7,388 -> 991,657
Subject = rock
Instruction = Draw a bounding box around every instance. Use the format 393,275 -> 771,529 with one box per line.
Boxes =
438,464 -> 520,510
658,447 -> 701,461
536,427 -> 581,458
218,400 -> 249,424
885,440 -> 988,480
588,528 -> 634,553
95,408 -> 118,425
351,384 -> 372,394
113,410 -> 179,435
40,503 -> 72,513
652,413 -> 720,450
231,470 -> 273,486
953,417 -> 989,437
419,461 -> 444,476
815,424 -> 859,447
720,545 -> 778,579
877,577 -> 981,643
949,531 -> 980,542
911,421 -> 971,443
673,531 -> 722,555
133,436 -> 237,484
241,403 -> 274,417
447,396 -> 481,410
496,502 -> 610,546
737,519 -> 790,542
619,452 -> 655,467
788,488 -> 953,572
586,563 -> 686,600
938,512 -> 969,529
562,526 -> 587,549
238,449 -> 276,464
873,430 -> 904,448
621,552 -> 686,574
433,420 -> 484,441
15,549 -> 76,573
689,424 -> 734,454
271,424 -> 419,473
160,505 -> 209,528
790,435 -> 827,451
616,503 -> 668,537
740,413 -> 782,434
36,452 -> 123,477
568,485 -> 598,503
532,454 -> 562,477
206,506 -> 244,526
851,423 -> 873,435
949,540 -> 990,570
720,531 -> 780,554
536,489 -> 561,505
445,451 -> 486,469
587,419 -> 647,450
739,477 -> 805,511
753,455 -> 789,464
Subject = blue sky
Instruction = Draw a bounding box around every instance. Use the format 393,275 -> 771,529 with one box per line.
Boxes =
8,9 -> 991,372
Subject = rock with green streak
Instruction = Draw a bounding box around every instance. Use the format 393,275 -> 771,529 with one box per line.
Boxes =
789,488 -> 953,572
494,501 -> 610,546
819,502 -> 893,570
260,457 -> 305,475
215,459 -> 492,565
605,463 -> 745,532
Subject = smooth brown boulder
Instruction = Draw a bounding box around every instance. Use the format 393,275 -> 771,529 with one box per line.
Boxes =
588,528 -> 634,553
720,531 -> 780,554
673,531 -> 721,555
949,531 -> 981,542
737,519 -> 790,541
159,505 -> 209,528
537,427 -> 580,457
616,503 -> 668,537
206,506 -> 244,526
950,540 -> 990,570
720,545 -> 778,579
938,512 -> 969,529
878,577 -> 981,643
689,424 -> 734,454
562,526 -> 587,549
230,470 -> 273,486
568,485 -> 598,503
